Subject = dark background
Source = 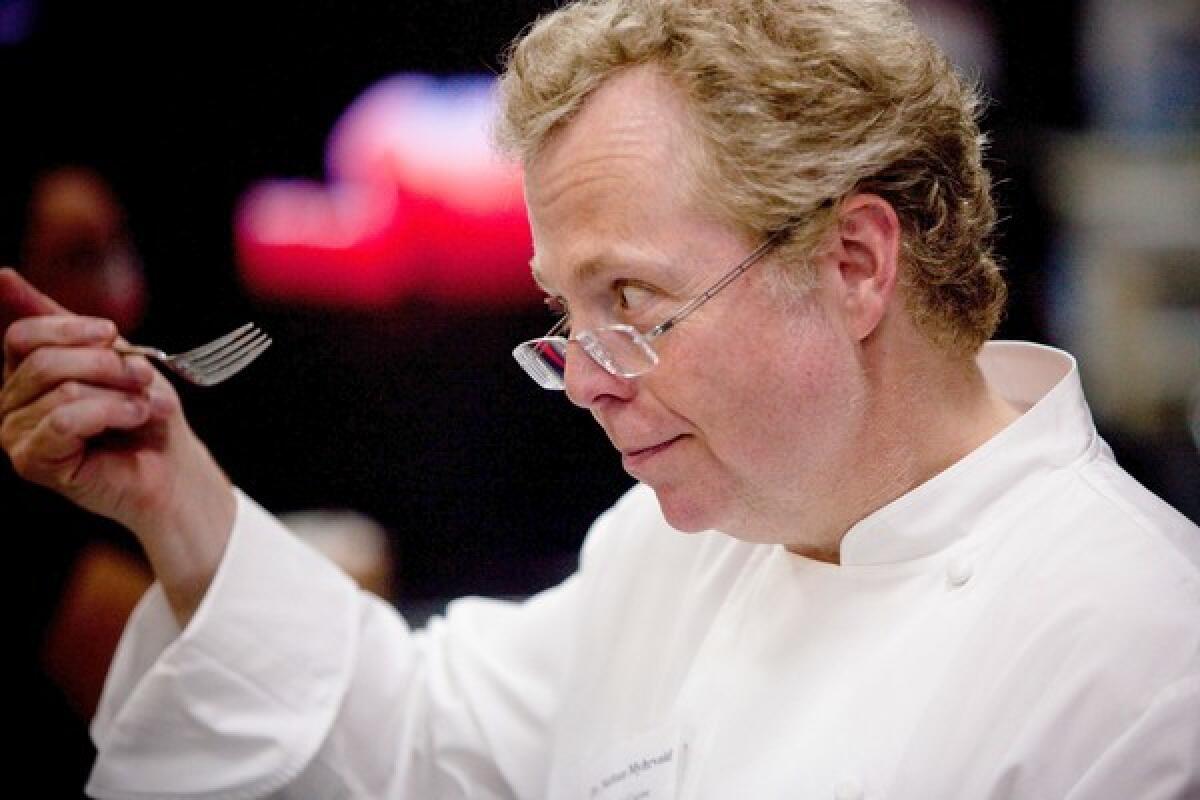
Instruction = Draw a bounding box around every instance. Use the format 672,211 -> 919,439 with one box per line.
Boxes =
4,0 -> 1196,794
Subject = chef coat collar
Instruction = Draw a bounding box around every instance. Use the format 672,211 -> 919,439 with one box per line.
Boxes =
837,341 -> 1097,566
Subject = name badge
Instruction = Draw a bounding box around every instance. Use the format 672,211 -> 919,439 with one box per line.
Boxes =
583,720 -> 684,800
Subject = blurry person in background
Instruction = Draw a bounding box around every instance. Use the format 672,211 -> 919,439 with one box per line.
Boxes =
22,166 -> 146,335
1,1 -> 1198,798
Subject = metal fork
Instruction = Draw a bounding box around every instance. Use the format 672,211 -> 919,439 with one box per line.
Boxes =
114,323 -> 272,387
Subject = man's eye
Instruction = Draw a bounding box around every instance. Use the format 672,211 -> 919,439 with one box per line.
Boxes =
617,284 -> 654,310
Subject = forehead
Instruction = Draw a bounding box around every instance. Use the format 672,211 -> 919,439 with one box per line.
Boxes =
523,66 -> 713,290
526,66 -> 697,186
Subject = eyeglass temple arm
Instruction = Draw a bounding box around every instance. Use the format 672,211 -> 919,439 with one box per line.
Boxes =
647,231 -> 786,339
544,312 -> 570,337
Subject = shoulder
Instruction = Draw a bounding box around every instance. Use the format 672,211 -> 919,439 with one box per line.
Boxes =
1027,446 -> 1200,613
989,451 -> 1200,680
1075,447 -> 1200,575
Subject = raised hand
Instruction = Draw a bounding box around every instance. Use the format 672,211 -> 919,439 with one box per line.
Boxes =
0,268 -> 235,623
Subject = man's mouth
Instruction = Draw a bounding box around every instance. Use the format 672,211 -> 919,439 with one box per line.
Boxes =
621,435 -> 685,468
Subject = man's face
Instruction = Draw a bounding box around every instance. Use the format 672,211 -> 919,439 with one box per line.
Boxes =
524,66 -> 869,548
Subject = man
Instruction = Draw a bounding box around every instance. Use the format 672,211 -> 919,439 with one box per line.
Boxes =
2,0 -> 1197,797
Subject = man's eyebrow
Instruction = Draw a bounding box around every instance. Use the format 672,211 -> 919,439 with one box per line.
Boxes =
530,255 -> 620,294
530,249 -> 677,294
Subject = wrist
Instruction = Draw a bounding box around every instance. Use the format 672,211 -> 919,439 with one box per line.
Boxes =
133,439 -> 237,626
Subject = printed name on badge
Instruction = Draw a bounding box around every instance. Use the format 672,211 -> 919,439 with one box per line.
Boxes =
584,721 -> 684,800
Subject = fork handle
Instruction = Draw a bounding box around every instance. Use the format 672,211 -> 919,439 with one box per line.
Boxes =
113,343 -> 167,361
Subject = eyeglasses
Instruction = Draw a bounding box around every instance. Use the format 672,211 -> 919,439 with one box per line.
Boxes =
512,230 -> 786,390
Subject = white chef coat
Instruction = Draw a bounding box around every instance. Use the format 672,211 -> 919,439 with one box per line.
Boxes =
86,341 -> 1200,799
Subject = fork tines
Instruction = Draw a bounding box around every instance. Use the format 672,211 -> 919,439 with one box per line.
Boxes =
176,323 -> 272,386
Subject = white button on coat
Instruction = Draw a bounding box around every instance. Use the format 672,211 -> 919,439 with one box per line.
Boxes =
946,555 -> 974,588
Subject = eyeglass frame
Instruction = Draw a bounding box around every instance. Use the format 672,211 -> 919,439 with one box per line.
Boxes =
512,228 -> 789,390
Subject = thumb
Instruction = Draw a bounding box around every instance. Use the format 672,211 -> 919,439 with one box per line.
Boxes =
0,268 -> 69,328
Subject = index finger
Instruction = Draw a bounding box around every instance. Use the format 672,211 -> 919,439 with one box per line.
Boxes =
0,268 -> 68,326
0,267 -> 74,380
4,315 -> 118,383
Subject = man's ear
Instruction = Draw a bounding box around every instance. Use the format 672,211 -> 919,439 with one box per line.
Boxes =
823,194 -> 900,342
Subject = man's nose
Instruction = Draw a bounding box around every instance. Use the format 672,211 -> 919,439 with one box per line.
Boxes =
563,340 -> 636,409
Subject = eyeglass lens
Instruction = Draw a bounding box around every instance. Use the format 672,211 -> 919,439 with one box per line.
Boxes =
578,328 -> 657,378
513,326 -> 659,389
514,339 -> 568,389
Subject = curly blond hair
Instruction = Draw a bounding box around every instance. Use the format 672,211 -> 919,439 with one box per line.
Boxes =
495,0 -> 1006,354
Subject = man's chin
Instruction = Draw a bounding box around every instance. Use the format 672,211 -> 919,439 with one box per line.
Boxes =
650,484 -> 722,534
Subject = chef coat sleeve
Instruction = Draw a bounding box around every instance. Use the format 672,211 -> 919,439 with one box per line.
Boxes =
1065,674 -> 1200,800
85,488 -> 591,799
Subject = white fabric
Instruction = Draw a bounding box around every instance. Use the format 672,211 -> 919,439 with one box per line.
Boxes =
87,341 -> 1200,799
